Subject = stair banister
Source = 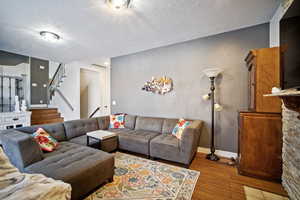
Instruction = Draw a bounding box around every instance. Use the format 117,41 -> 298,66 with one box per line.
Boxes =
89,107 -> 101,118
48,63 -> 74,111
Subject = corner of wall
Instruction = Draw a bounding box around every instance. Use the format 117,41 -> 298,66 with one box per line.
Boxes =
269,0 -> 294,47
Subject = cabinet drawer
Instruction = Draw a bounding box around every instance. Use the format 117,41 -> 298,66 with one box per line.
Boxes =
4,116 -> 26,123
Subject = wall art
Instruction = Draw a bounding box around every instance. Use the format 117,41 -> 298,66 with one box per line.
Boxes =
142,76 -> 173,95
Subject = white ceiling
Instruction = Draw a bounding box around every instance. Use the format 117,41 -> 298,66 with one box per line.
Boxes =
0,0 -> 279,64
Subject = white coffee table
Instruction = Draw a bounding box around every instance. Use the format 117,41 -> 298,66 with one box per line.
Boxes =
86,130 -> 117,149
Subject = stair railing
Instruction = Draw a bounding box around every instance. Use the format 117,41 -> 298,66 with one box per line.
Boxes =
48,63 -> 74,111
89,106 -> 101,118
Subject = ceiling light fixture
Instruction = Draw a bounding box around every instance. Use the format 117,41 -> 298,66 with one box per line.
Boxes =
106,0 -> 131,10
40,31 -> 60,42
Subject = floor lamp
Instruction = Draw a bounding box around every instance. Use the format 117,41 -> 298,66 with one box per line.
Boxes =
202,68 -> 223,161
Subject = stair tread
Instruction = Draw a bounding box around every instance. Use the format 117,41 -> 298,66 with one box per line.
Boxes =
31,117 -> 63,121
30,107 -> 63,125
31,118 -> 64,125
30,108 -> 58,111
30,109 -> 59,114
31,113 -> 61,120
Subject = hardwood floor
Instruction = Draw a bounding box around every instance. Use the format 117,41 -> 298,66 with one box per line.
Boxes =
189,153 -> 287,200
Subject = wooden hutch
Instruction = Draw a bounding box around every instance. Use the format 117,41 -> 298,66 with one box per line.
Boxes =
238,47 -> 283,181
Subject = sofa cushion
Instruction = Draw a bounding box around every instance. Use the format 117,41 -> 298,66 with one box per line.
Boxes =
118,130 -> 160,155
25,142 -> 114,200
150,134 -> 182,162
162,118 -> 178,134
95,116 -> 110,130
135,116 -> 164,133
124,115 -> 136,129
16,122 -> 67,142
108,128 -> 134,134
64,118 -> 99,140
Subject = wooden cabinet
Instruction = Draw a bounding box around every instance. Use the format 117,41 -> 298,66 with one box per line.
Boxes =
0,112 -> 31,131
245,47 -> 282,113
238,112 -> 282,181
238,47 -> 283,181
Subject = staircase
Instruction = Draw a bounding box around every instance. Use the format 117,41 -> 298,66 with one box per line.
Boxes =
29,63 -> 73,126
48,64 -> 74,111
30,108 -> 64,125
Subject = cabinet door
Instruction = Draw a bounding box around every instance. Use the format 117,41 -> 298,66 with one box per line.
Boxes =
255,48 -> 281,113
238,113 -> 282,180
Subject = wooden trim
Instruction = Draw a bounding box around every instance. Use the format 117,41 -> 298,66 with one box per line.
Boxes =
237,168 -> 281,182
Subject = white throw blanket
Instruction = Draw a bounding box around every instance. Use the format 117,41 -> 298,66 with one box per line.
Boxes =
0,147 -> 72,200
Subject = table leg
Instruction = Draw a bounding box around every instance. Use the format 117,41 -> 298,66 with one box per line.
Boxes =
87,136 -> 89,146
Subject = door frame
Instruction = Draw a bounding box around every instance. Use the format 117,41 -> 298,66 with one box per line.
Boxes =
79,64 -> 111,117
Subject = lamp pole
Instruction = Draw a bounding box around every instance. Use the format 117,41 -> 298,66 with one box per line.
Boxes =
206,76 -> 220,161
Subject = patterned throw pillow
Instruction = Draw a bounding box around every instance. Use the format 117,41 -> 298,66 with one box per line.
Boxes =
32,128 -> 59,152
109,114 -> 125,129
172,119 -> 191,140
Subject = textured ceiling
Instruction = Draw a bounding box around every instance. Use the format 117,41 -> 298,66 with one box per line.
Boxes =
0,0 -> 279,64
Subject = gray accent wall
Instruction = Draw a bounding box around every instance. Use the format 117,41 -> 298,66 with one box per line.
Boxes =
111,24 -> 270,152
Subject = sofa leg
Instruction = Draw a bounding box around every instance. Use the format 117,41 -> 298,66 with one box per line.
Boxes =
147,155 -> 150,159
150,157 -> 156,161
108,177 -> 114,183
183,164 -> 190,169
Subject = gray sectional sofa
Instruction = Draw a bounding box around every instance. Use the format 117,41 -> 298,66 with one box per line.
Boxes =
0,114 -> 202,200
0,118 -> 115,200
109,115 -> 203,166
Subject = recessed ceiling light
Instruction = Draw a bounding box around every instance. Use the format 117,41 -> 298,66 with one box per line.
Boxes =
106,0 -> 131,10
40,31 -> 60,42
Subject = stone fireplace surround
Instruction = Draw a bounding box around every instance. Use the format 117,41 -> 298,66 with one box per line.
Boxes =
267,90 -> 300,200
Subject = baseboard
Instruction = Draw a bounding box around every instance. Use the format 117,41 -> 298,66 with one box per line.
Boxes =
197,147 -> 237,159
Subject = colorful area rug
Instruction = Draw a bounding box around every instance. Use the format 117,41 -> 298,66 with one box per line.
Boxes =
244,186 -> 288,200
85,152 -> 200,200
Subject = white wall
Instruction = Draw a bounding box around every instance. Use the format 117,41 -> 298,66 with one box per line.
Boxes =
80,68 -> 107,118
48,61 -> 60,79
50,61 -> 111,121
270,0 -> 294,47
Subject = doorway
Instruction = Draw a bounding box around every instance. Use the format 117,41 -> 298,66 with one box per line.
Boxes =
80,67 -> 107,119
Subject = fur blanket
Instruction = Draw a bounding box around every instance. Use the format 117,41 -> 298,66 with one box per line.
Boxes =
0,147 -> 71,200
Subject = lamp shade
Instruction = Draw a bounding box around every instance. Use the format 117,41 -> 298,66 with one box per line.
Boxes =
214,103 -> 223,112
202,94 -> 211,100
203,68 -> 223,78
107,0 -> 130,9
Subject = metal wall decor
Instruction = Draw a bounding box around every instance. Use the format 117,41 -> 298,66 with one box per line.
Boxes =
142,76 -> 173,95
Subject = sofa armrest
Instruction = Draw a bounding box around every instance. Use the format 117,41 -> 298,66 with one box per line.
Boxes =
180,120 -> 203,155
1,130 -> 43,171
